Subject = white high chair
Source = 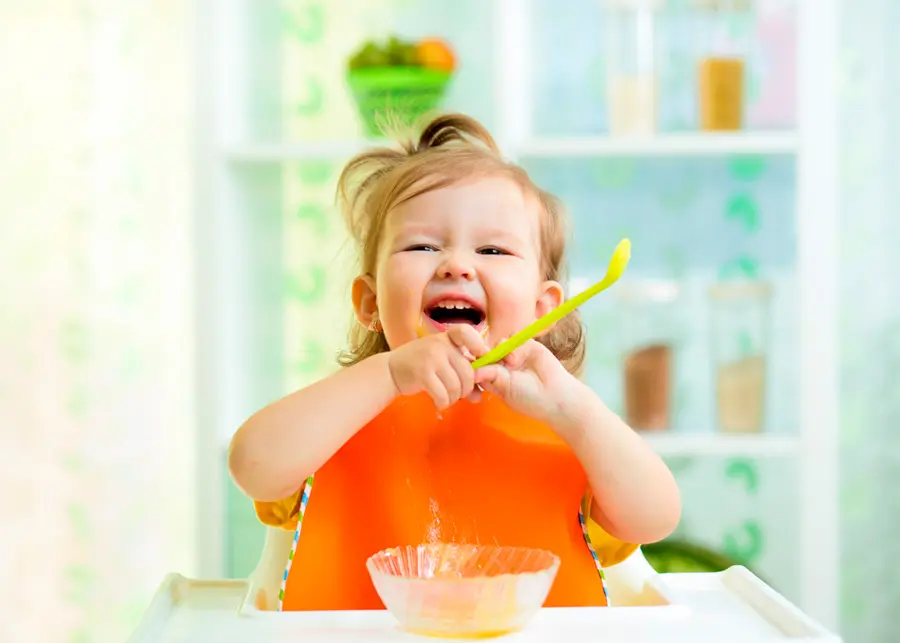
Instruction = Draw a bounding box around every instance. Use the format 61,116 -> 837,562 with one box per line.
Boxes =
246,526 -> 662,611
128,525 -> 841,641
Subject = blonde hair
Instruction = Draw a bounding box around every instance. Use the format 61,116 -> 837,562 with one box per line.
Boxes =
335,113 -> 586,375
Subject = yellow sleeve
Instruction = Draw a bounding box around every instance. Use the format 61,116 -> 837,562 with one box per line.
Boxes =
581,492 -> 640,567
254,485 -> 304,530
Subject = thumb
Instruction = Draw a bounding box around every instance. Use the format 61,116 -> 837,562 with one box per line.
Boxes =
506,339 -> 552,374
474,364 -> 502,384
474,364 -> 510,396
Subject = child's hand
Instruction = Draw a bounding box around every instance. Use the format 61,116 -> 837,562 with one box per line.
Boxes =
474,339 -> 584,433
388,325 -> 491,410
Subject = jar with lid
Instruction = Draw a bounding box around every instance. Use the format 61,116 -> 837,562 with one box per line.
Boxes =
602,0 -> 666,136
708,280 -> 771,433
616,279 -> 681,431
692,0 -> 754,130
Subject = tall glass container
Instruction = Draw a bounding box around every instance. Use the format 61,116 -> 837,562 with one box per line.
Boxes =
603,0 -> 665,136
617,280 -> 681,431
708,281 -> 771,433
692,0 -> 754,131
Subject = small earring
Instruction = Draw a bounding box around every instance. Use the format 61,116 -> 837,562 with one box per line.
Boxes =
368,311 -> 382,333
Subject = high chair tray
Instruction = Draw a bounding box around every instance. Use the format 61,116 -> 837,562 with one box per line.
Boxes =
127,566 -> 841,642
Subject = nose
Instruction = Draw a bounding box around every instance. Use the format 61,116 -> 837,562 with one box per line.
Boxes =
435,251 -> 475,281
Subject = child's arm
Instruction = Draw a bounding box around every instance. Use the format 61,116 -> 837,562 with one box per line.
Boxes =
561,390 -> 681,545
229,351 -> 397,502
475,340 -> 681,545
229,325 -> 491,503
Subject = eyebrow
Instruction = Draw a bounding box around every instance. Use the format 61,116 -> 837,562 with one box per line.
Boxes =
390,224 -> 439,238
393,224 -> 526,242
475,227 -> 528,246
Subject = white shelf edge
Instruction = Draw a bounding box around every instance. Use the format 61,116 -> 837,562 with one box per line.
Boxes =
642,433 -> 800,457
517,132 -> 798,157
222,140 -> 384,162
220,131 -> 798,163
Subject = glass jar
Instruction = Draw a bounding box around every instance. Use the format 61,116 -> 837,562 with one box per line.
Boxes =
617,280 -> 681,431
603,0 -> 665,136
692,0 -> 754,131
708,280 -> 771,433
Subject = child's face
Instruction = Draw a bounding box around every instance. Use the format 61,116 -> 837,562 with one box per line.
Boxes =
355,175 -> 563,349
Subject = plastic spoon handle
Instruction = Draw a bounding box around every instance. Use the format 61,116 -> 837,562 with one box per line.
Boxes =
471,238 -> 631,370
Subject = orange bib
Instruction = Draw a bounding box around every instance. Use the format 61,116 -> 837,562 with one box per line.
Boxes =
278,392 -> 608,611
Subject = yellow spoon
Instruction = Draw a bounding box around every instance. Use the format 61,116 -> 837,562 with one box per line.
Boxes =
470,238 -> 632,370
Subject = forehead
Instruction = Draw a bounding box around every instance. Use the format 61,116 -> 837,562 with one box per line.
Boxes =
386,175 -> 540,237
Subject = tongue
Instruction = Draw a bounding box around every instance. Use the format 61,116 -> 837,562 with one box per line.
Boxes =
434,314 -> 475,325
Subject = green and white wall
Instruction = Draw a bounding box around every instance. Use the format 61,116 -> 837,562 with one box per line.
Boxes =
212,1 -> 897,641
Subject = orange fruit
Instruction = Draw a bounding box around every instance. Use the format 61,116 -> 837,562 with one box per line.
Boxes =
416,38 -> 456,72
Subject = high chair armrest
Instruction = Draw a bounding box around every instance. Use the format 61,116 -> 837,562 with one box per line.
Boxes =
247,527 -> 295,611
603,547 -> 661,606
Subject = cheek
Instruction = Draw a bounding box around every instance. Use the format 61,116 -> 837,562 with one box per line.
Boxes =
375,258 -> 430,345
378,257 -> 428,303
484,269 -> 542,323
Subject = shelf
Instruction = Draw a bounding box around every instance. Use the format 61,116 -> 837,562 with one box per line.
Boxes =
517,132 -> 798,158
222,131 -> 798,163
223,140 -> 382,162
641,433 -> 800,458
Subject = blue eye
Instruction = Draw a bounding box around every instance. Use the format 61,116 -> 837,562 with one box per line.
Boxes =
406,244 -> 438,252
477,247 -> 508,256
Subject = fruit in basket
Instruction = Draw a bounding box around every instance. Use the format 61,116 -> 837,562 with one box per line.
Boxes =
346,35 -> 456,138
416,38 -> 456,71
349,42 -> 390,70
348,36 -> 455,71
387,36 -> 420,66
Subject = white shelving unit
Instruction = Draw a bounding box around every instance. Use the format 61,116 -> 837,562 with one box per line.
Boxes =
643,433 -> 800,458
193,0 -> 839,632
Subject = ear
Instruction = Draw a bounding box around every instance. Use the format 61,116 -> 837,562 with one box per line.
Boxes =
351,274 -> 378,329
534,280 -> 564,336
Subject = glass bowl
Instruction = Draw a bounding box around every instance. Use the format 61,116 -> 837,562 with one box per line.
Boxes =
366,543 -> 560,638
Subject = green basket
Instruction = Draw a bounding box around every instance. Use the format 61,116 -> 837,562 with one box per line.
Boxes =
347,67 -> 452,138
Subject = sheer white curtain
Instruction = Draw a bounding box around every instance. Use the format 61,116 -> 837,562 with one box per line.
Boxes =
838,0 -> 900,641
0,3 -> 195,642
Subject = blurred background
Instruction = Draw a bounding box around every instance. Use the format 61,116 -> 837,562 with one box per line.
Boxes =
0,0 -> 896,641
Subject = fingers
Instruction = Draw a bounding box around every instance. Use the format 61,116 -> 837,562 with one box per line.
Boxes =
424,371 -> 451,410
503,346 -> 526,369
427,346 -> 476,410
448,347 -> 476,398
502,339 -> 545,369
474,364 -> 511,397
434,361 -> 462,409
446,324 -> 490,360
417,327 -> 494,410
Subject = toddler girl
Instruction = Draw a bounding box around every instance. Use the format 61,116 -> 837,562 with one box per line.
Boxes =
229,113 -> 681,611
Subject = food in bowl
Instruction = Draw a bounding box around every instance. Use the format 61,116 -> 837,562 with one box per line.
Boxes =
366,543 -> 560,638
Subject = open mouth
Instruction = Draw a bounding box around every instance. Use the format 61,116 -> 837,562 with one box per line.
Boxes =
424,300 -> 486,328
